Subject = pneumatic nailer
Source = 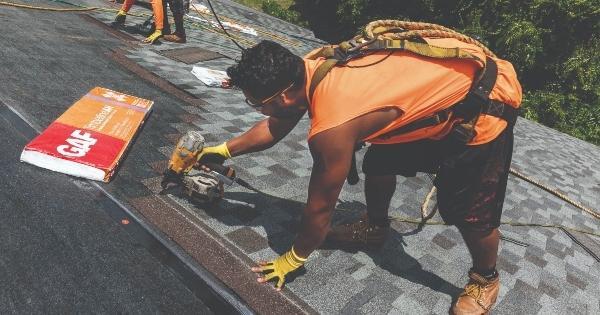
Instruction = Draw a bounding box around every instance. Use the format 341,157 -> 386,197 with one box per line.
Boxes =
160,131 -> 249,202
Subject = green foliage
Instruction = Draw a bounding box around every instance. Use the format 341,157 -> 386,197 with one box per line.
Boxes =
267,0 -> 600,145
262,0 -> 306,26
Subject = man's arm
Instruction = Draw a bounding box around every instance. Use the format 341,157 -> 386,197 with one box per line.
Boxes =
293,127 -> 356,258
292,107 -> 401,257
226,113 -> 304,157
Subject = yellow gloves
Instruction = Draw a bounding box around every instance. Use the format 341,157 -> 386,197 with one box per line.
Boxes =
143,29 -> 162,44
112,10 -> 127,26
253,247 -> 307,290
197,142 -> 231,165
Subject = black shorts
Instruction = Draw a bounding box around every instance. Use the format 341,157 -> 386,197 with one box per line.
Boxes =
362,126 -> 514,231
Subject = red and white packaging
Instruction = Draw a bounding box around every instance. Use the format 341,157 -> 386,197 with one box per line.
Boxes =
20,87 -> 153,182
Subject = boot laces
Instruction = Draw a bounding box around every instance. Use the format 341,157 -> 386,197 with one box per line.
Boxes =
463,278 -> 492,310
348,218 -> 382,242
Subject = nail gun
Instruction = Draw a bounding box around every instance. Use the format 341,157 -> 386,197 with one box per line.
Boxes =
161,130 -> 206,189
160,131 -> 252,201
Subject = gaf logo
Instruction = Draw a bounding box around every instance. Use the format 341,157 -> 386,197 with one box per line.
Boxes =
102,91 -> 127,102
57,130 -> 97,158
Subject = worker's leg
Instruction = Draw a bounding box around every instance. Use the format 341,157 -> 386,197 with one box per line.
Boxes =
435,125 -> 514,314
364,174 -> 395,225
163,0 -> 186,42
113,0 -> 135,25
150,0 -> 164,30
363,140 -> 440,225
171,0 -> 186,37
325,141 -> 438,248
449,225 -> 501,315
141,0 -> 165,43
160,0 -> 171,35
120,0 -> 136,12
458,227 -> 499,275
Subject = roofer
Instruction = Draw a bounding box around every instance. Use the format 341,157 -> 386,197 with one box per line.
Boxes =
161,0 -> 188,43
112,0 -> 165,44
197,22 -> 522,314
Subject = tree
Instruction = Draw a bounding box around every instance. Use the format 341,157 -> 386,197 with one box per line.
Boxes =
283,0 -> 600,145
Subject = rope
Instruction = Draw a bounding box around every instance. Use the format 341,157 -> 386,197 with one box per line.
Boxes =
0,0 -> 98,11
201,0 -> 245,51
387,215 -> 600,238
189,1 -> 300,47
419,166 -> 599,224
420,176 -> 437,221
364,20 -> 497,58
509,167 -> 600,220
193,0 -> 299,46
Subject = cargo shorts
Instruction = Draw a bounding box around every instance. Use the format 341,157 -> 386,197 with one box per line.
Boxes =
362,125 -> 514,231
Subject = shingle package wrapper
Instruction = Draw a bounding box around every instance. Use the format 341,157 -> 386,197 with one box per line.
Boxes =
20,87 -> 153,182
191,66 -> 230,88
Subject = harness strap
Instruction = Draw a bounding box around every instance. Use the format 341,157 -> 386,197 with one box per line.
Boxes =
362,39 -> 481,61
308,39 -> 484,104
308,58 -> 339,103
378,58 -> 518,141
447,57 -> 497,144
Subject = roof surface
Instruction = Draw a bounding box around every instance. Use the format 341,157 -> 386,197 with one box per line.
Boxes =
3,0 -> 599,314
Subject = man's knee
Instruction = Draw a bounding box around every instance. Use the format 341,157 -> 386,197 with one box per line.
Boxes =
456,223 -> 497,237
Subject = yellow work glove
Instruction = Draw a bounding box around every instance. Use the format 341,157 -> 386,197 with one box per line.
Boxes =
112,10 -> 127,26
197,142 -> 231,166
143,29 -> 162,44
254,246 -> 307,290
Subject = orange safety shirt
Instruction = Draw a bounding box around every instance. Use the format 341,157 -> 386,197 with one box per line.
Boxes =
304,38 -> 522,145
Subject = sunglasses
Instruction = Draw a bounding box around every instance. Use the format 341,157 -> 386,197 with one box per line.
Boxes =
245,82 -> 295,108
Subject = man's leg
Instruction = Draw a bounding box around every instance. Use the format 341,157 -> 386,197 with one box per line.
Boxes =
365,174 -> 396,225
120,0 -> 135,12
150,0 -> 164,31
451,226 -> 501,314
459,227 -> 499,275
112,0 -> 135,26
161,0 -> 171,35
441,126 -> 513,314
324,174 -> 395,248
163,0 -> 187,43
142,0 -> 165,43
326,141 -> 433,248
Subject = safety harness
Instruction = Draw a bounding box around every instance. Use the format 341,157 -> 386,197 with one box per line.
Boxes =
306,20 -> 519,145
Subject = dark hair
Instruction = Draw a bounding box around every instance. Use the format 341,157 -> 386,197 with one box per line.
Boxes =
227,40 -> 305,100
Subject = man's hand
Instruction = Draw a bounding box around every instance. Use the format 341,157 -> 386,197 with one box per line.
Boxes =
196,142 -> 231,167
143,29 -> 162,44
251,247 -> 306,290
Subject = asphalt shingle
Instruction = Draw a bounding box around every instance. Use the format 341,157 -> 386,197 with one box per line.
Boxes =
84,1 -> 600,313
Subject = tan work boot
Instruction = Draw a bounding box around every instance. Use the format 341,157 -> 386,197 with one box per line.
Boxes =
450,269 -> 500,315
163,34 -> 187,43
325,213 -> 389,248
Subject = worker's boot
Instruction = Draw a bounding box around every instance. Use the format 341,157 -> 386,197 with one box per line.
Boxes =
163,11 -> 186,43
450,269 -> 500,315
325,213 -> 389,248
111,10 -> 127,27
163,33 -> 186,43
